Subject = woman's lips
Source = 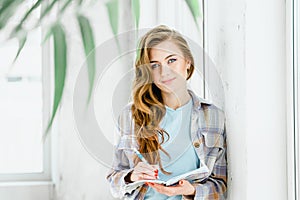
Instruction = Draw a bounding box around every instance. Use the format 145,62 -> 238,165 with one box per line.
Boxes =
162,77 -> 176,84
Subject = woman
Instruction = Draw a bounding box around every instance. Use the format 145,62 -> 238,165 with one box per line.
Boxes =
107,25 -> 227,200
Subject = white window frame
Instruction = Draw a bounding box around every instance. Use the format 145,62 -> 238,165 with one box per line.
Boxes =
295,0 -> 300,198
287,0 -> 299,199
0,1 -> 52,183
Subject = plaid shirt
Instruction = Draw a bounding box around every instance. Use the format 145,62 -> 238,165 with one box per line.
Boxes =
106,90 -> 227,200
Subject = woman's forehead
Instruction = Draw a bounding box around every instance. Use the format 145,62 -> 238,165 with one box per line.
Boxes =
149,41 -> 184,60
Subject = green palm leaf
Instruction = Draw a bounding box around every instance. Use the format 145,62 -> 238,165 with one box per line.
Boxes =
106,0 -> 120,50
20,0 -> 43,26
77,14 -> 96,104
9,0 -> 43,61
106,0 -> 118,35
185,0 -> 200,30
0,0 -> 23,30
45,23 -> 67,136
40,0 -> 58,21
41,27 -> 53,45
131,0 -> 140,29
59,0 -> 73,14
77,0 -> 84,6
13,32 -> 27,63
9,0 -> 42,59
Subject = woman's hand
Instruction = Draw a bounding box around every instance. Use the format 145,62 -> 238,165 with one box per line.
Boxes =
147,179 -> 196,196
130,162 -> 159,182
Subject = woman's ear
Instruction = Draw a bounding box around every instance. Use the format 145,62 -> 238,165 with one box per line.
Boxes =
186,60 -> 193,80
186,61 -> 191,69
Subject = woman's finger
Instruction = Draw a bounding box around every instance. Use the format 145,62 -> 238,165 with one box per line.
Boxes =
133,170 -> 158,179
134,167 -> 158,176
137,162 -> 158,171
139,173 -> 157,180
131,171 -> 157,181
135,162 -> 158,175
131,162 -> 159,182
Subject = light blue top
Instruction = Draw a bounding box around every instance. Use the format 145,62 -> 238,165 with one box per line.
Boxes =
144,98 -> 200,200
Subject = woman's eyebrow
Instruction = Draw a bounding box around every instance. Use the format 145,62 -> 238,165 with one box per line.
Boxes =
150,54 -> 177,63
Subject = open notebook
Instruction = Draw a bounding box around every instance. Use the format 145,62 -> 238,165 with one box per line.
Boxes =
124,164 -> 209,191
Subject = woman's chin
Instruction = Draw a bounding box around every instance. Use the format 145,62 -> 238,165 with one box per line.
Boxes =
158,85 -> 177,94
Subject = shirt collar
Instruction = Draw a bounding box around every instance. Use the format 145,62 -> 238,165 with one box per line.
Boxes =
187,89 -> 212,110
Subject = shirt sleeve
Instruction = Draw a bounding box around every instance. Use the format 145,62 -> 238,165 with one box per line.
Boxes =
106,146 -> 138,198
106,106 -> 141,198
184,124 -> 227,200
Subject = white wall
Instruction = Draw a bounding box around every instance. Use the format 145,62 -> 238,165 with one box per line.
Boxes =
245,0 -> 287,199
205,0 -> 247,199
206,0 -> 287,199
52,1 -> 118,200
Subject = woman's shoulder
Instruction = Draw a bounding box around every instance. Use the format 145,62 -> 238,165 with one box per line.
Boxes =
189,90 -> 225,132
121,102 -> 133,114
201,101 -> 225,118
189,90 -> 225,115
201,103 -> 226,133
116,102 -> 134,133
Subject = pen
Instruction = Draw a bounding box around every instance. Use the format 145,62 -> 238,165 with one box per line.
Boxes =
132,147 -> 160,179
133,147 -> 149,163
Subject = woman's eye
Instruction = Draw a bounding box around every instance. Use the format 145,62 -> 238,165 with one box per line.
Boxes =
168,58 -> 176,64
151,63 -> 160,69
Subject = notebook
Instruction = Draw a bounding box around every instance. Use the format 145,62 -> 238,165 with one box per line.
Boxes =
124,164 -> 209,191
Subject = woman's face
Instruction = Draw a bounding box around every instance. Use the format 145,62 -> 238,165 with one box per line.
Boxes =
149,40 -> 191,94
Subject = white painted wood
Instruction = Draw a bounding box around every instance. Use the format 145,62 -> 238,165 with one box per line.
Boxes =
0,182 -> 53,200
286,0 -> 297,199
294,0 -> 300,198
245,0 -> 287,199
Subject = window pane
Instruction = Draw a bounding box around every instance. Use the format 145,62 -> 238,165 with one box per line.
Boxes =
0,26 -> 43,174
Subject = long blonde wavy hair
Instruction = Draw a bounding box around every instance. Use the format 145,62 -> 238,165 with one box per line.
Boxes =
131,25 -> 195,174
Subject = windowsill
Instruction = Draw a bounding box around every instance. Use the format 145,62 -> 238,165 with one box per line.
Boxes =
0,181 -> 53,200
0,181 -> 53,187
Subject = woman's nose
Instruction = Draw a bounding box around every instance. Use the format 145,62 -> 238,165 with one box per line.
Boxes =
160,64 -> 170,76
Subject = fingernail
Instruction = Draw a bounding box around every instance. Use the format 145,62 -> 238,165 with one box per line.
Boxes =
154,169 -> 158,173
145,182 -> 148,186
179,180 -> 183,185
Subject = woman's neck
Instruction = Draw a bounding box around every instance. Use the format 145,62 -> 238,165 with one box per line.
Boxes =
162,89 -> 191,110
